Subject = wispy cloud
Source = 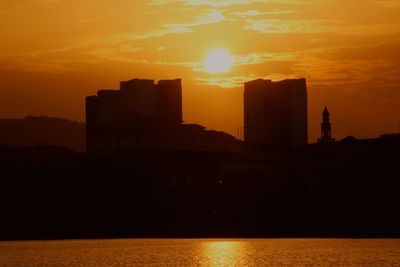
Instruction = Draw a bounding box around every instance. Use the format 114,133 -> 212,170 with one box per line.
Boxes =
231,9 -> 295,17
193,72 -> 295,88
84,46 -> 144,62
234,52 -> 294,65
163,9 -> 226,33
375,0 -> 400,8
151,0 -> 268,7
151,0 -> 325,7
124,9 -> 226,40
244,19 -> 331,33
194,75 -> 260,88
30,0 -> 60,4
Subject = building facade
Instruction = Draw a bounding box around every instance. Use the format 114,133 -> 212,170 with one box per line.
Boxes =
244,78 -> 308,149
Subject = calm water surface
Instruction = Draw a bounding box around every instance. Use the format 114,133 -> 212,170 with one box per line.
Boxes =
0,239 -> 400,266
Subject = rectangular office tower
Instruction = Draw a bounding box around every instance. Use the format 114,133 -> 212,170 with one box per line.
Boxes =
244,78 -> 308,149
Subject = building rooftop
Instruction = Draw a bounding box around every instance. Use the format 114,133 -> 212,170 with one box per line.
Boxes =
97,89 -> 119,96
244,78 -> 306,87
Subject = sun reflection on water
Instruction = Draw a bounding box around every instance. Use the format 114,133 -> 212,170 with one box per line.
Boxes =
202,240 -> 245,267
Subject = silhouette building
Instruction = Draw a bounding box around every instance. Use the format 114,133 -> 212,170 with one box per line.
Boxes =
86,78 -> 241,157
244,78 -> 308,149
86,78 -> 182,156
318,107 -> 335,144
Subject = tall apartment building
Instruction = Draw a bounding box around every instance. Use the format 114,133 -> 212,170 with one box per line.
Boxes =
244,78 -> 308,149
86,78 -> 182,157
157,79 -> 182,127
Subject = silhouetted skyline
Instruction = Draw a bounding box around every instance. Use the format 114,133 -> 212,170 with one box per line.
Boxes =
1,1 -> 400,143
0,73 -> 399,240
0,75 -> 398,153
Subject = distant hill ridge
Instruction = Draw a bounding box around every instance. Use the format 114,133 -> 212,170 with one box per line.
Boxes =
0,116 -> 85,152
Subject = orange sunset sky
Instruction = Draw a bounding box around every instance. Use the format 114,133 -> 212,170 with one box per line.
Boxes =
0,0 -> 399,142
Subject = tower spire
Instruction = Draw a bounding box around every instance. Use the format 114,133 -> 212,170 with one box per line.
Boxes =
318,106 -> 335,144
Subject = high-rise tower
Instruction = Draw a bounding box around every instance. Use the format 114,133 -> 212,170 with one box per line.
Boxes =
156,79 -> 182,127
244,78 -> 308,149
86,78 -> 183,156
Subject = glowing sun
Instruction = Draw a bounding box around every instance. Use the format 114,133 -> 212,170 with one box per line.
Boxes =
203,48 -> 233,73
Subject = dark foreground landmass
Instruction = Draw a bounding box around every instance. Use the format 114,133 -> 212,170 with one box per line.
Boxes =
0,135 -> 399,240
